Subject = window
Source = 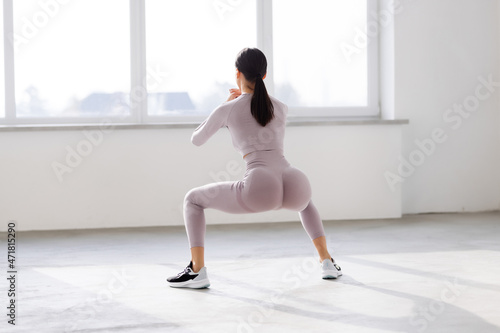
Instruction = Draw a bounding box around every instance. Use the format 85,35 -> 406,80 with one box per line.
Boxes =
273,0 -> 376,116
13,0 -> 130,121
1,0 -> 379,126
145,0 -> 257,119
1,2 -> 4,118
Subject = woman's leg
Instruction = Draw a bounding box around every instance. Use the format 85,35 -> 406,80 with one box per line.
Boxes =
190,247 -> 204,273
312,236 -> 331,262
299,201 -> 332,262
281,166 -> 333,262
184,181 -> 249,272
184,172 -> 281,272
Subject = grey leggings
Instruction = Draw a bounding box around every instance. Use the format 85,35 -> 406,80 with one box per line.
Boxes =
184,150 -> 326,248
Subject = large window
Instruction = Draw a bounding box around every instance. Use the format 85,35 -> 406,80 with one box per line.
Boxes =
146,0 -> 257,118
0,0 -> 379,125
273,0 -> 372,116
13,0 -> 130,121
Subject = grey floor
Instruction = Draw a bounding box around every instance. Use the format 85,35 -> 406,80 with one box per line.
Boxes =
1,212 -> 500,333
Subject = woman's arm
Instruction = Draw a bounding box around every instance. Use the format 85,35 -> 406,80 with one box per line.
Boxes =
191,104 -> 230,146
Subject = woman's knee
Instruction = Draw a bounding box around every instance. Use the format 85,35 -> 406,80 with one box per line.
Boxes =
184,188 -> 202,209
185,185 -> 216,210
184,189 -> 194,204
184,189 -> 206,226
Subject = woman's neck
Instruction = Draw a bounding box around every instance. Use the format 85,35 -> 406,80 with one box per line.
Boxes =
241,86 -> 254,94
239,78 -> 255,94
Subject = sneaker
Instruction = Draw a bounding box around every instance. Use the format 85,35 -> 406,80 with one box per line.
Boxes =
167,261 -> 210,289
321,258 -> 342,279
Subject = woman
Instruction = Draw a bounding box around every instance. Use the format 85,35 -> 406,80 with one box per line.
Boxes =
167,48 -> 341,288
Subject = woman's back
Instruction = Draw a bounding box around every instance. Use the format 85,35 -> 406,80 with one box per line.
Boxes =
192,93 -> 288,157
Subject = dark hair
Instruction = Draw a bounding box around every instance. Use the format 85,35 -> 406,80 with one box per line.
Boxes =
235,48 -> 274,126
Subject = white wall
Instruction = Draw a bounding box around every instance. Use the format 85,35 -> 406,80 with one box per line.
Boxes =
0,125 -> 403,231
394,0 -> 500,214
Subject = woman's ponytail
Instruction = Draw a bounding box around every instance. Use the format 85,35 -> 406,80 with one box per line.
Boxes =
251,76 -> 274,126
235,48 -> 274,127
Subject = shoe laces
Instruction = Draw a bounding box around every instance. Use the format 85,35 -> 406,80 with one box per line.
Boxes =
175,264 -> 194,278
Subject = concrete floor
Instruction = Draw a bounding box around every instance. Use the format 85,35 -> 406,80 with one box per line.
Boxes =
1,212 -> 500,333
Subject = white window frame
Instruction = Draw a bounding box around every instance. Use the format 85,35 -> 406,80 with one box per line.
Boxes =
1,0 -> 379,126
3,0 -> 16,123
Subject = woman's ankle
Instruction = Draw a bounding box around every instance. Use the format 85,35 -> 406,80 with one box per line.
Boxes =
192,262 -> 204,273
319,255 -> 332,263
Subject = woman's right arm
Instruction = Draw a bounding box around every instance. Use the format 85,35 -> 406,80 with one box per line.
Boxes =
191,104 -> 230,146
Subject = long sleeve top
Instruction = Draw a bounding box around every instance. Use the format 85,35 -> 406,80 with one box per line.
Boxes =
191,93 -> 288,156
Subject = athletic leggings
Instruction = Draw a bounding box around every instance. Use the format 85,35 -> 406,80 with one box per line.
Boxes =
184,150 -> 326,248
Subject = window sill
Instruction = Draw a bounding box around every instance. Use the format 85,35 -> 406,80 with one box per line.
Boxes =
0,118 -> 409,132
286,117 -> 409,127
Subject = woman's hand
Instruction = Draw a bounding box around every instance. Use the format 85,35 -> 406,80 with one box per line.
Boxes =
227,88 -> 242,102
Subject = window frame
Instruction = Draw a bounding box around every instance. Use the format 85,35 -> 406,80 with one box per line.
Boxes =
2,0 -> 15,123
1,0 -> 379,126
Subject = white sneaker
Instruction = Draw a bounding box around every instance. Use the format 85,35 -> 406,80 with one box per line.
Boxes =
321,258 -> 342,279
167,261 -> 210,289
